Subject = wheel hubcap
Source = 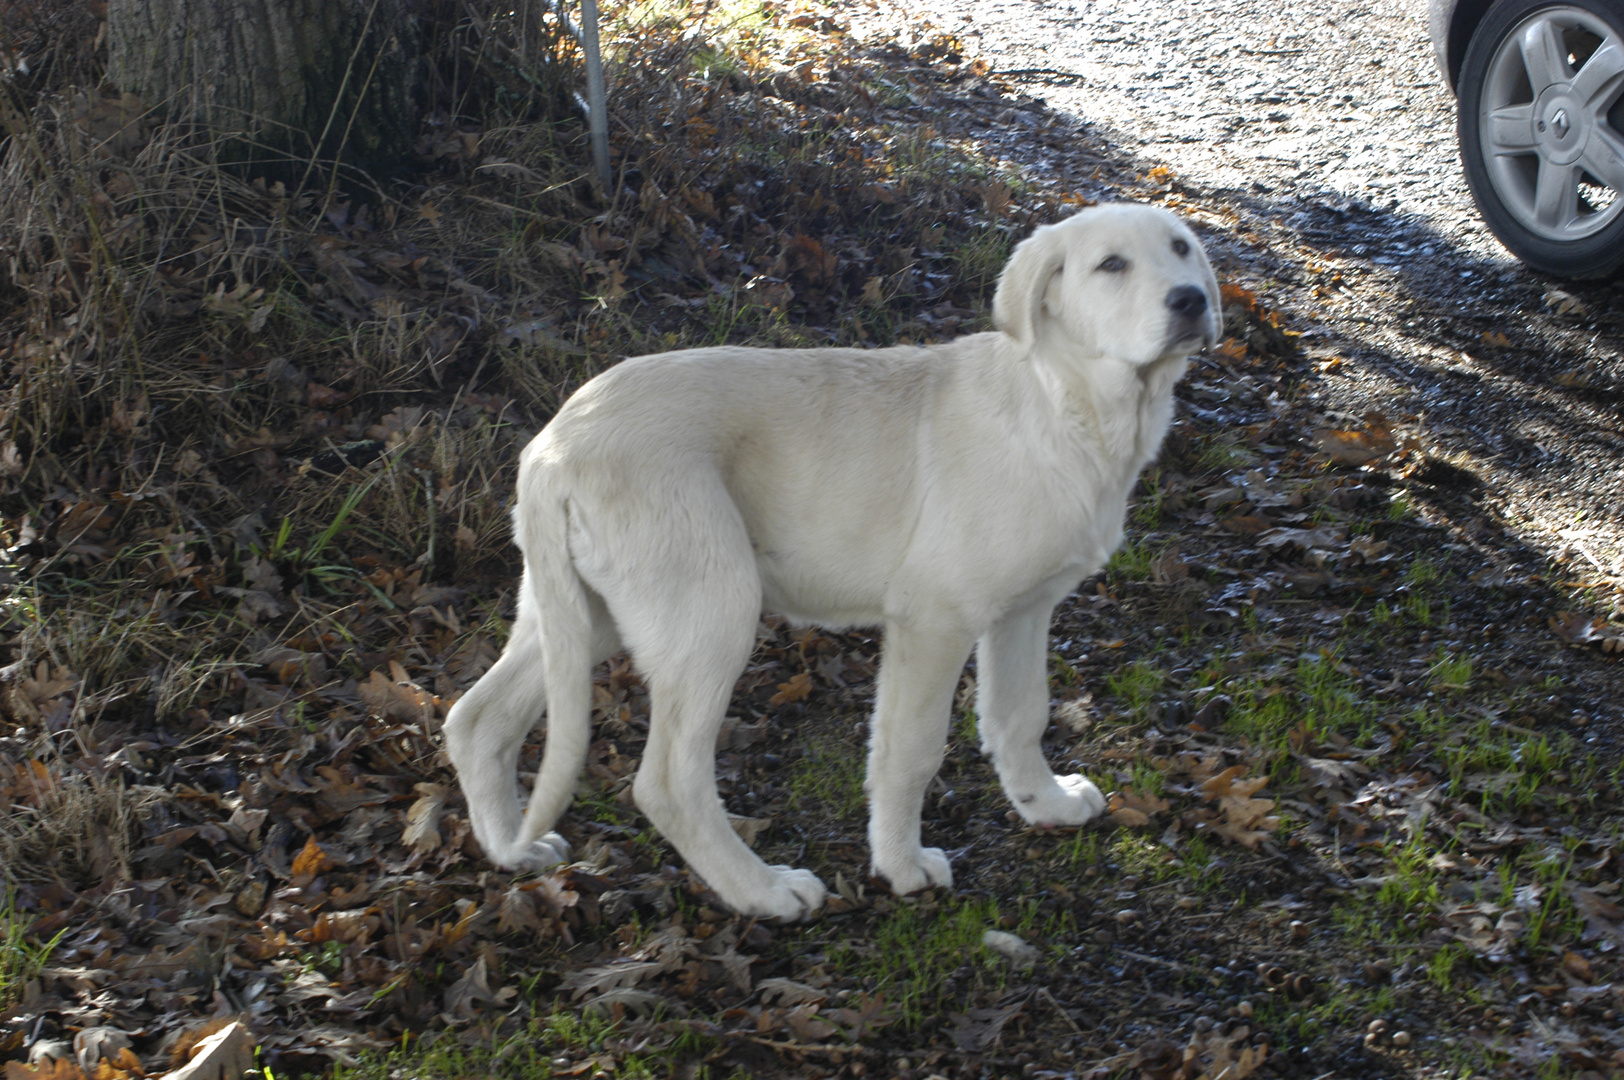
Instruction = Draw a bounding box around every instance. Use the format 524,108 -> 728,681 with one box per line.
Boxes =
1478,5 -> 1624,241
1533,87 -> 1585,163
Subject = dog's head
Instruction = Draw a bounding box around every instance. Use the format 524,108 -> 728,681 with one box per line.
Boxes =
992,203 -> 1220,366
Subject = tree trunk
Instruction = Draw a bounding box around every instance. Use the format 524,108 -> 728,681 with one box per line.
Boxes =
106,0 -> 421,186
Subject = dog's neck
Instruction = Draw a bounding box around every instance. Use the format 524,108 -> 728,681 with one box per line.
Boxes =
1028,347 -> 1187,473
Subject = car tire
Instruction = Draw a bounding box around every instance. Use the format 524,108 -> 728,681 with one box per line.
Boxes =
1457,0 -> 1624,278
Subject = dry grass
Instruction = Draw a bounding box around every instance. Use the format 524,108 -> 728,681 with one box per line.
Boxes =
0,758 -> 160,886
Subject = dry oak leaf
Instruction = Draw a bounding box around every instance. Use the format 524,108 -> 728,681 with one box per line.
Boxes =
289,835 -> 336,889
1550,611 -> 1624,653
758,977 -> 828,1007
1568,884 -> 1624,945
952,998 -> 1027,1053
1199,766 -> 1280,850
74,1027 -> 134,1077
92,1049 -> 145,1080
769,671 -> 814,707
1107,788 -> 1171,828
497,884 -> 549,935
161,1021 -> 254,1080
783,1003 -> 840,1042
5,1060 -> 82,1080
403,782 -> 450,854
358,661 -> 441,722
1183,1023 -> 1269,1080
1220,282 -> 1262,314
302,909 -> 380,947
15,661 -> 78,704
1312,413 -> 1397,467
443,954 -> 516,1018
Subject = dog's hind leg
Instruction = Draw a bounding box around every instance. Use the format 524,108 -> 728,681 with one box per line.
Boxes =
976,598 -> 1106,827
867,620 -> 976,894
443,568 -> 620,872
601,495 -> 826,920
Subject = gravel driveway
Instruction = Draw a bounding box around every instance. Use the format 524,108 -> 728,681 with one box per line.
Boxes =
885,0 -> 1624,592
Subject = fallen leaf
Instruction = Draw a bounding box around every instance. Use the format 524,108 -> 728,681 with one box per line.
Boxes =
443,955 -> 516,1018
581,987 -> 682,1019
289,835 -> 336,889
1312,424 -> 1395,466
1199,765 -> 1269,800
5,1060 -> 84,1080
403,782 -> 449,854
728,814 -> 773,848
1544,289 -> 1588,316
1108,788 -> 1170,828
758,978 -> 827,1007
783,1002 -> 839,1041
1550,611 -> 1624,653
951,997 -> 1027,1052
769,671 -> 813,707
74,1027 -> 132,1076
1569,885 -> 1624,945
162,1021 -> 254,1080
1182,1024 -> 1269,1080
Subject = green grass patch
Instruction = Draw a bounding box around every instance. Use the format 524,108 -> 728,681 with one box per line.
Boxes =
1103,660 -> 1167,721
829,895 -> 1005,1025
787,730 -> 866,817
334,1009 -> 698,1080
1106,537 -> 1155,582
1,894 -> 64,1010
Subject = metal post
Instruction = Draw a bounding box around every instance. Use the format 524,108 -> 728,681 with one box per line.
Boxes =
579,0 -> 612,194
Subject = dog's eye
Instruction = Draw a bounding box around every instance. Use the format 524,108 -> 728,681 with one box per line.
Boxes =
1097,255 -> 1128,273
1172,239 -> 1190,256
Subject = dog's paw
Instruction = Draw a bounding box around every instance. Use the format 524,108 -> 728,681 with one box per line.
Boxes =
875,846 -> 954,896
494,831 -> 572,873
733,866 -> 827,922
1012,773 -> 1107,827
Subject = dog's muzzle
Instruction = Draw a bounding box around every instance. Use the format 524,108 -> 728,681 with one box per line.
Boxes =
1165,283 -> 1216,350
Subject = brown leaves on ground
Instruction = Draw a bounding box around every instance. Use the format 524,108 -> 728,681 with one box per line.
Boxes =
1094,1024 -> 1267,1080
1107,788 -> 1170,828
1104,762 -> 1278,850
1550,610 -> 1624,654
1312,413 -> 1396,467
768,671 -> 814,707
1193,766 -> 1280,851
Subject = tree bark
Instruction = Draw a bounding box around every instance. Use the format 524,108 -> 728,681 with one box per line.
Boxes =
106,0 -> 421,185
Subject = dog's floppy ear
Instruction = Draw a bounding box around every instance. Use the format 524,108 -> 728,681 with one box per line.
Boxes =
991,221 -> 1068,348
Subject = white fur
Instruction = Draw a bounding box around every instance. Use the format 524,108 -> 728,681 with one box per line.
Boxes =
443,203 -> 1220,920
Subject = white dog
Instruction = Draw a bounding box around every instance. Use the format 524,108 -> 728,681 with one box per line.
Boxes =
444,202 -> 1219,920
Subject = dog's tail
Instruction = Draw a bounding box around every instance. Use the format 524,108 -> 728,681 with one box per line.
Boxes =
512,493 -> 595,852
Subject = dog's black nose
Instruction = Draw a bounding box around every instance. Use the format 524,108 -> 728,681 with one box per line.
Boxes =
1165,284 -> 1208,318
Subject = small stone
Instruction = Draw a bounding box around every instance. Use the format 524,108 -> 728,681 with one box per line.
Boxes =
1390,1030 -> 1411,1048
1235,999 -> 1254,1018
1367,1018 -> 1388,1034
983,929 -> 1040,969
1289,919 -> 1309,940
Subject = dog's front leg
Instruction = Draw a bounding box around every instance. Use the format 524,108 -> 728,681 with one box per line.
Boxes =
976,600 -> 1106,827
867,622 -> 976,894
